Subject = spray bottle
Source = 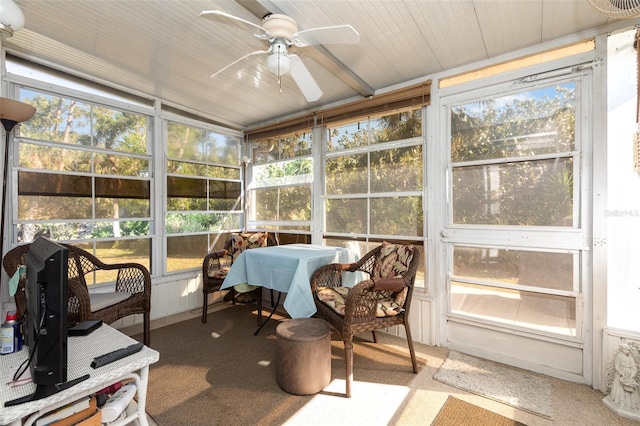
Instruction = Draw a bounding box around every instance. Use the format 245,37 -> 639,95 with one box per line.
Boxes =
0,310 -> 22,354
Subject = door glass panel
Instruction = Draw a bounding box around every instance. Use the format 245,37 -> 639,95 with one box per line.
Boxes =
453,246 -> 574,291
451,281 -> 576,337
452,158 -> 573,226
451,83 -> 576,162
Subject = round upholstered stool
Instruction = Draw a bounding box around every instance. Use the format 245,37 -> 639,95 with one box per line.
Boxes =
275,317 -> 331,395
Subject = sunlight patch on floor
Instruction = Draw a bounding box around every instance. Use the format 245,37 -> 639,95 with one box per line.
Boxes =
282,379 -> 410,426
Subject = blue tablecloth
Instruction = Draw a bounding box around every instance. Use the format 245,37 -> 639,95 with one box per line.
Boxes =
221,244 -> 351,318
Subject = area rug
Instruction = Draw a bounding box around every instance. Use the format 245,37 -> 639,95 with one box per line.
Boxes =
433,351 -> 552,419
431,396 -> 528,426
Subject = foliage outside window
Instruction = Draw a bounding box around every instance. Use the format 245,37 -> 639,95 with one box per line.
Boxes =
16,87 -> 152,281
324,108 -> 425,288
451,83 -> 576,226
165,120 -> 241,272
325,109 -> 424,237
248,131 -> 313,235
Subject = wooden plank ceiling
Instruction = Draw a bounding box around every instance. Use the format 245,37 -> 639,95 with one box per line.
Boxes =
3,0 -> 617,130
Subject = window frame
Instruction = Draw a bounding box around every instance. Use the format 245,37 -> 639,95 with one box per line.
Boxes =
323,111 -> 425,241
246,130 -> 314,236
321,108 -> 426,289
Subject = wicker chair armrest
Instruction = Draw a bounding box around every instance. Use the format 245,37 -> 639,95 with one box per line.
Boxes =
310,263 -> 346,291
372,277 -> 405,292
111,262 -> 151,295
205,249 -> 227,261
203,250 -> 229,278
343,279 -> 379,321
67,278 -> 93,321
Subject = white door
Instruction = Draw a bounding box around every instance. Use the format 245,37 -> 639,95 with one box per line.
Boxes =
438,70 -> 592,383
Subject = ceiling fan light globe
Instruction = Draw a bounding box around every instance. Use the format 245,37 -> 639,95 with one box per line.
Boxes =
266,53 -> 291,76
0,0 -> 25,35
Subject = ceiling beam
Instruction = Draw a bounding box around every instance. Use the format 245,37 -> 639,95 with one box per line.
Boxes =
236,0 -> 271,19
237,0 -> 374,97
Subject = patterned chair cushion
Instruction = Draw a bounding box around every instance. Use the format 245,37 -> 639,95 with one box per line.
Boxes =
230,232 -> 269,252
317,286 -> 406,317
207,268 -> 228,279
206,251 -> 230,279
372,242 -> 415,279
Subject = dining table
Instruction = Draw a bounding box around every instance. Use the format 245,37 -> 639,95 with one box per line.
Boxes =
220,244 -> 352,326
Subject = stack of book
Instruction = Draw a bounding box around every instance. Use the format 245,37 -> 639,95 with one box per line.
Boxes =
35,396 -> 100,426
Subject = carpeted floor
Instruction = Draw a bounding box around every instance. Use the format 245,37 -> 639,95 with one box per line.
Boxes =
141,304 -> 426,426
133,303 -> 640,426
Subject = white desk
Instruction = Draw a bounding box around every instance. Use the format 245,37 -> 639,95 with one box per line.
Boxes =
221,244 -> 351,318
0,324 -> 159,426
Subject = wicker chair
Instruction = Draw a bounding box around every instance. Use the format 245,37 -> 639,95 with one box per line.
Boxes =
310,242 -> 420,397
201,249 -> 234,323
3,243 -> 151,346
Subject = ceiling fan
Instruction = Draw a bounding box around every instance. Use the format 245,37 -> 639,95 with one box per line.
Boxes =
200,10 -> 360,102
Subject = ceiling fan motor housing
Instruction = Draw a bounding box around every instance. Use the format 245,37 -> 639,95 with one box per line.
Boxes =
262,14 -> 299,39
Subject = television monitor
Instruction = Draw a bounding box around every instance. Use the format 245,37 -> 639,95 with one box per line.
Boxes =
5,236 -> 70,406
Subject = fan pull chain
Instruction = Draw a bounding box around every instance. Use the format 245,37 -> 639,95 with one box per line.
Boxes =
278,52 -> 283,93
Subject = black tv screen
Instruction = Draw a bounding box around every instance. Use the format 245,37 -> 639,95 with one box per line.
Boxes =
24,236 -> 68,386
5,237 -> 69,406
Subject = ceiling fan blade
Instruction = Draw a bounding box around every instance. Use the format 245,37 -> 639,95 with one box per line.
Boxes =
200,10 -> 269,35
292,25 -> 360,47
210,48 -> 272,78
288,54 -> 322,102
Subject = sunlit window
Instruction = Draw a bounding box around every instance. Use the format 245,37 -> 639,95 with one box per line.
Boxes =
16,87 -> 153,280
324,108 -> 425,288
165,121 -> 242,272
247,131 -> 313,242
451,83 -> 576,227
